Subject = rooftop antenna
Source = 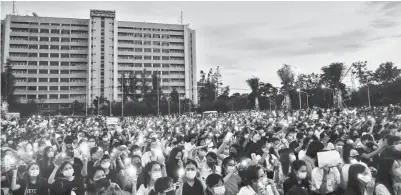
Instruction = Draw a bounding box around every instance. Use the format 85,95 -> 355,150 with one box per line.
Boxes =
12,1 -> 19,15
180,11 -> 183,24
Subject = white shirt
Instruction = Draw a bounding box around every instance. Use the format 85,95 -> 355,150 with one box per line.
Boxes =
237,185 -> 275,195
311,167 -> 341,193
136,184 -> 152,195
298,150 -> 306,160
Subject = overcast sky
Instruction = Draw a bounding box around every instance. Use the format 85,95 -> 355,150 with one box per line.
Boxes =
2,1 -> 401,94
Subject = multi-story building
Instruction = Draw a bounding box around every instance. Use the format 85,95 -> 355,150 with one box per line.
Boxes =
0,10 -> 197,111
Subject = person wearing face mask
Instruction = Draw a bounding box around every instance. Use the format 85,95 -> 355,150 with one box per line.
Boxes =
176,159 -> 207,195
205,174 -> 226,195
136,161 -> 165,195
344,164 -> 372,195
283,160 -> 310,195
37,146 -> 56,180
200,152 -> 221,180
142,139 -> 165,167
11,162 -> 49,195
357,134 -> 387,168
150,177 -> 175,195
237,165 -> 279,195
49,161 -> 84,195
221,157 -> 241,195
85,168 -> 125,195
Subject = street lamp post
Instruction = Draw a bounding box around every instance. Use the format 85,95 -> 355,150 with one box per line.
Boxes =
321,85 -> 335,108
296,89 -> 302,109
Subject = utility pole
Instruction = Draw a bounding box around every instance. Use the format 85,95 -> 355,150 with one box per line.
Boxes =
157,72 -> 160,115
121,72 -> 124,117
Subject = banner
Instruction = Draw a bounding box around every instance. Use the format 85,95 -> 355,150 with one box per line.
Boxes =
106,117 -> 119,125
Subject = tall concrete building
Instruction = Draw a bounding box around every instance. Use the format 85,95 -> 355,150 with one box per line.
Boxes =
0,10 -> 197,111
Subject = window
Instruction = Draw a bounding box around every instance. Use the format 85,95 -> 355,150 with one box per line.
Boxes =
153,49 -> 161,53
162,56 -> 169,60
27,95 -> 36,99
153,63 -> 161,68
40,45 -> 49,49
162,71 -> 169,75
60,86 -> 69,90
39,61 -> 48,66
61,53 -> 69,58
134,55 -> 142,59
60,78 -> 69,83
38,94 -> 47,99
61,62 -> 69,66
50,61 -> 58,66
39,53 -> 49,57
39,86 -> 47,90
60,70 -> 69,74
28,86 -> 37,91
50,70 -> 58,74
28,69 -> 37,74
144,41 -> 151,45
50,78 -> 58,82
50,53 -> 59,58
39,70 -> 48,74
29,37 -> 38,41
61,45 -> 69,50
61,38 -> 70,42
144,48 -> 152,52
39,78 -> 47,82
153,56 -> 160,60
60,94 -> 69,99
153,41 -> 161,46
134,40 -> 142,45
50,45 -> 59,50
28,78 -> 37,82
49,94 -> 58,99
40,37 -> 49,42
135,48 -> 142,52
144,56 -> 151,60
50,37 -> 59,42
28,61 -> 38,65
134,63 -> 142,67
29,53 -> 38,57
144,63 -> 151,67
49,86 -> 58,90
162,64 -> 169,68
29,45 -> 38,49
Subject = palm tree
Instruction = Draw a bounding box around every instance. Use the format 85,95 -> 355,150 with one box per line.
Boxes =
246,77 -> 260,110
277,64 -> 295,111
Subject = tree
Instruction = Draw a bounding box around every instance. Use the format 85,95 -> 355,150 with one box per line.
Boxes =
246,77 -> 260,110
320,62 -> 347,108
198,68 -> 219,101
139,69 -> 151,98
93,96 -> 108,115
70,100 -> 83,115
128,72 -> 139,100
259,82 -> 278,110
373,62 -> 401,84
170,88 -> 179,103
277,64 -> 295,110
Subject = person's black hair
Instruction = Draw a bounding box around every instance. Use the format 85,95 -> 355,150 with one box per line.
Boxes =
376,157 -> 396,195
154,177 -> 173,193
242,165 -> 262,186
347,164 -> 367,195
301,137 -> 311,150
205,173 -> 223,188
305,140 -> 324,158
221,156 -> 235,177
90,146 -> 100,156
141,161 -> 162,188
279,148 -> 291,177
55,161 -> 74,179
185,159 -> 198,169
165,147 -> 183,182
342,144 -> 353,164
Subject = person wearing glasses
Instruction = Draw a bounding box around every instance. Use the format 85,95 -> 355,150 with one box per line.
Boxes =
237,165 -> 279,195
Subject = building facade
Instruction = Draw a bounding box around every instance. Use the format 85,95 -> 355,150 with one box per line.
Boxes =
0,10 -> 197,111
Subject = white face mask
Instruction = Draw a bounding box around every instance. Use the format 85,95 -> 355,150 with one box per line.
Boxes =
213,186 -> 226,195
357,174 -> 372,183
63,169 -> 74,177
30,170 -> 39,177
151,171 -> 162,181
298,172 -> 307,180
289,154 -> 296,163
101,162 -> 111,169
186,170 -> 196,179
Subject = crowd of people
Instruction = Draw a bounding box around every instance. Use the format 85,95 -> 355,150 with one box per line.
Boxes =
1,105 -> 401,195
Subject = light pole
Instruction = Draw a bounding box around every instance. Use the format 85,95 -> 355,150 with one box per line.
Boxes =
296,89 -> 302,110
321,84 -> 335,108
297,89 -> 309,108
367,84 -> 371,108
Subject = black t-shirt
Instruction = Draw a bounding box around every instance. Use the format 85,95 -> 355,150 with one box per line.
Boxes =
182,179 -> 204,195
11,177 -> 48,195
50,176 -> 85,195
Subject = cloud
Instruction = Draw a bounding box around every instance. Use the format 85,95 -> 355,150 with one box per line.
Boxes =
365,1 -> 401,16
370,18 -> 398,28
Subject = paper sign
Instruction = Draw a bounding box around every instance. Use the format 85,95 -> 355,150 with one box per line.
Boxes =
106,117 -> 119,125
317,150 -> 341,168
